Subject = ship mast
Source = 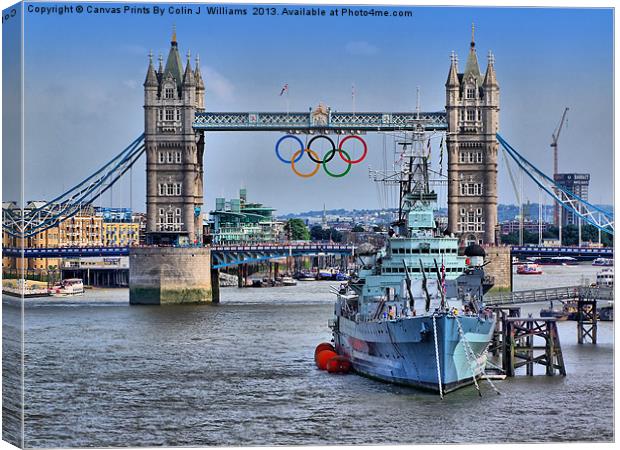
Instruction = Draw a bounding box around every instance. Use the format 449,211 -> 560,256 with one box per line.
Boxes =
369,88 -> 437,236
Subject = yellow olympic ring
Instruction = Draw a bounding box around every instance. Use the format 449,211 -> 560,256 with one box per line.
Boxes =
291,149 -> 321,178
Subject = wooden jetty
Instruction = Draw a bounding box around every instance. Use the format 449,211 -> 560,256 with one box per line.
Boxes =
502,317 -> 566,377
485,285 -> 612,345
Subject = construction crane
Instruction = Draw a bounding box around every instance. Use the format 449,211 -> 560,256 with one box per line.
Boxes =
551,107 -> 569,228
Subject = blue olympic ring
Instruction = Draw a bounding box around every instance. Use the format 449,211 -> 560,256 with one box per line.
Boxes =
275,135 -> 305,164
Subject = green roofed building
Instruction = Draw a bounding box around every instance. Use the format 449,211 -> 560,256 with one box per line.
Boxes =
209,188 -> 284,244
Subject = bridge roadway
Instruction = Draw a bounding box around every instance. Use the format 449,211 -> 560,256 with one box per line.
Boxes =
510,245 -> 613,259
193,111 -> 447,132
485,285 -> 614,306
2,243 -> 354,269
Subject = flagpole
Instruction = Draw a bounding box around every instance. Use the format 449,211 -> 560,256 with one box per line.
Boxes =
352,83 -> 356,115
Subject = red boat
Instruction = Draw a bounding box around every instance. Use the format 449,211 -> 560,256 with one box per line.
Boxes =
517,263 -> 543,275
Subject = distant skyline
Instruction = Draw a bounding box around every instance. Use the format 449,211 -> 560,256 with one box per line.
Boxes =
3,2 -> 614,214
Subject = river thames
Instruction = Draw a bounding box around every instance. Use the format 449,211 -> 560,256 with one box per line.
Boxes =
2,264 -> 613,447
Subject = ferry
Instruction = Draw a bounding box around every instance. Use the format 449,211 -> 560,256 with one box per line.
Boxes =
592,257 -> 613,267
516,263 -> 543,275
49,278 -> 85,297
596,267 -> 614,288
328,125 -> 495,395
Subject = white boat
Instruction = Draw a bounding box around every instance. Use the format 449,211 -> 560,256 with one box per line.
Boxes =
49,278 -> 85,297
592,257 -> 613,267
596,268 -> 614,288
281,276 -> 297,286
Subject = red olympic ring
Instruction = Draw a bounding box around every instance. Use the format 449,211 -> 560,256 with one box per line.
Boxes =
338,135 -> 368,164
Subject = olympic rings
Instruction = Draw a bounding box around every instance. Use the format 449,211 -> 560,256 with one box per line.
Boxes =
291,149 -> 321,178
275,135 -> 304,164
306,135 -> 336,164
275,134 -> 367,178
322,149 -> 352,178
338,135 -> 368,164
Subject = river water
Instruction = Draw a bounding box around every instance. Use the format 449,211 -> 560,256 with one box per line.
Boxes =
2,264 -> 614,447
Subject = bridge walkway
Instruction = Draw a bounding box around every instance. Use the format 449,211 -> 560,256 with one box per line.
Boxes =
485,285 -> 613,306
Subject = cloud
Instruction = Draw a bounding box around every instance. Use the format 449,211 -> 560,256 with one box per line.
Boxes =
345,41 -> 378,56
202,66 -> 235,101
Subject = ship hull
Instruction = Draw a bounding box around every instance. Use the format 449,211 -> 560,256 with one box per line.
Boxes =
333,314 -> 495,393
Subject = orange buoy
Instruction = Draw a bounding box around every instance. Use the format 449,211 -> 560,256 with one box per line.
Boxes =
314,342 -> 335,363
326,355 -> 351,374
316,350 -> 337,370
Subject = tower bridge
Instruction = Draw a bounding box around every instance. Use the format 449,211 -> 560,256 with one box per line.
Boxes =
3,28 -> 613,305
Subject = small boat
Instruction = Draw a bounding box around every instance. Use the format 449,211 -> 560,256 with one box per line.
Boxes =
516,263 -> 543,275
540,301 -> 567,320
592,257 -> 613,267
281,276 -> 297,286
49,278 -> 84,297
596,267 -> 614,287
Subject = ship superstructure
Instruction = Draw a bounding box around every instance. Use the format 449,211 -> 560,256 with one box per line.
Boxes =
330,109 -> 496,395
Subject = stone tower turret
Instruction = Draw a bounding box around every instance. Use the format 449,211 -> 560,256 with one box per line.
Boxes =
144,29 -> 205,245
445,25 -> 500,245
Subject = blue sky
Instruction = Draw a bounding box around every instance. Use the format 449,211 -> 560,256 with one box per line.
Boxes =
8,2 -> 614,213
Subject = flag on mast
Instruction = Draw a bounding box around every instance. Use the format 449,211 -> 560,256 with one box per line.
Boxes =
427,138 -> 432,158
279,83 -> 289,96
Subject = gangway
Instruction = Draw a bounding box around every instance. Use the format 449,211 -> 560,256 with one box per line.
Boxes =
485,285 -> 613,306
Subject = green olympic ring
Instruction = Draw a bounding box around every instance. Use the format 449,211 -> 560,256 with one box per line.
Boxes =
322,149 -> 352,178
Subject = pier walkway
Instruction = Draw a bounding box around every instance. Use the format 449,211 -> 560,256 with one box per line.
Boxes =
485,285 -> 613,306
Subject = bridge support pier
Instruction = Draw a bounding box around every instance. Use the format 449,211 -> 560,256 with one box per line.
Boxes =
210,267 -> 220,303
129,247 -> 213,305
577,299 -> 597,344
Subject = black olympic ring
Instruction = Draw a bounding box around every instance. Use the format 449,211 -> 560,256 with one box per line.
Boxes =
306,135 -> 336,164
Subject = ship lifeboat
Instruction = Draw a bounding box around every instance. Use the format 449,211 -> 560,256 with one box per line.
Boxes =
316,350 -> 337,370
326,356 -> 351,374
314,342 -> 335,363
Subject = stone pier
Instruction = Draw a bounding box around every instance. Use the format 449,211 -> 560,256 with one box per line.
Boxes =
129,247 -> 213,305
484,245 -> 512,292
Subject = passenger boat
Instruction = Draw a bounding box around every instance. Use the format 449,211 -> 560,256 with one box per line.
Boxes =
329,125 -> 495,395
3,279 -> 51,298
592,257 -> 613,267
516,263 -> 543,275
49,278 -> 85,297
596,267 -> 614,288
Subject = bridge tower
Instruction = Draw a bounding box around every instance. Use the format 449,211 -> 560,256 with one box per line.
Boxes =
130,30 -> 214,305
144,29 -> 205,245
446,25 -> 499,245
